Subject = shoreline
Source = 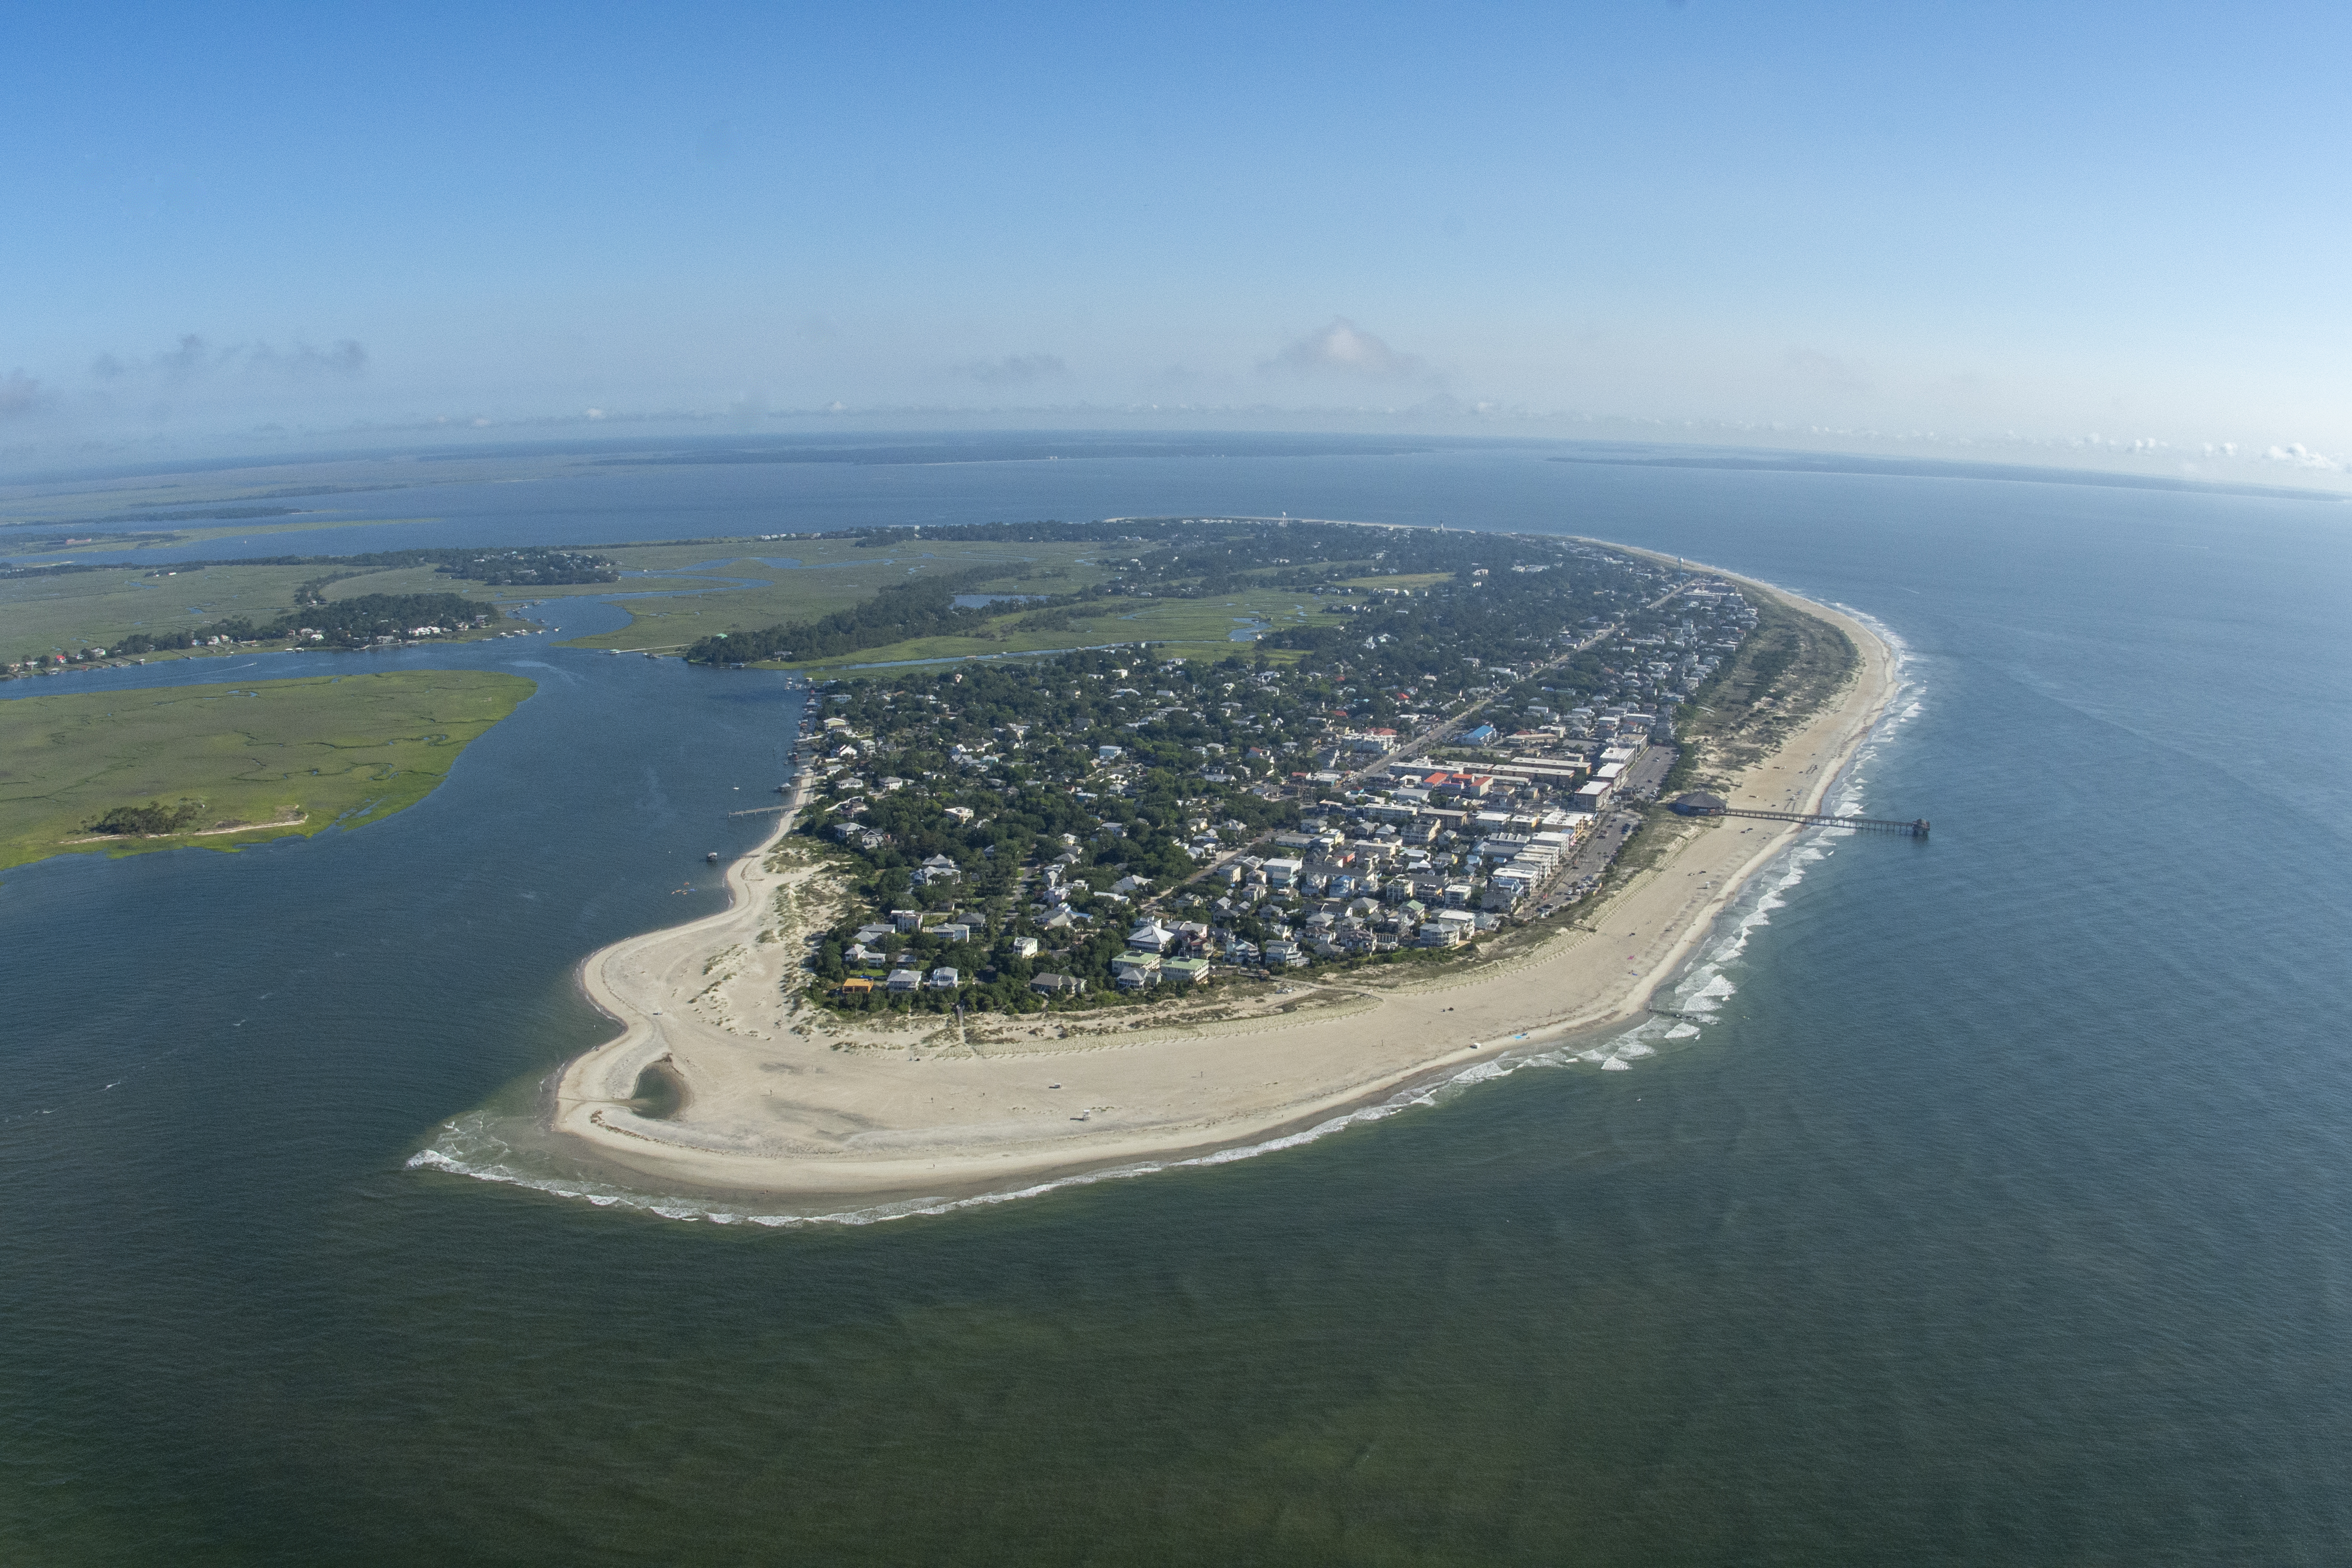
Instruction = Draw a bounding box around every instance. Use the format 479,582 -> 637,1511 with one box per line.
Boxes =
539,563 -> 1901,1211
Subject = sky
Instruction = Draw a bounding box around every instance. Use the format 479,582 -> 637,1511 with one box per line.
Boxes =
6,1 -> 2352,479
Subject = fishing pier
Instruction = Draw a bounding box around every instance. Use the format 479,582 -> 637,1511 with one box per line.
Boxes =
1670,792 -> 1930,838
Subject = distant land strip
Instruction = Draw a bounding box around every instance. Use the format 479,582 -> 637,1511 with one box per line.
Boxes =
1548,452 -> 2348,501
593,440 -> 1431,467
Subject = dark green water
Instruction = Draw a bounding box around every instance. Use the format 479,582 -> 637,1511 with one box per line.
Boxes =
6,456 -> 2350,1563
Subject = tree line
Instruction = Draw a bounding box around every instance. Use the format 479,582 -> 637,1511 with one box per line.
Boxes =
106,591 -> 492,655
685,566 -> 1020,664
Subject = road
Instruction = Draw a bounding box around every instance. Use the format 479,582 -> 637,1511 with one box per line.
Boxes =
1148,576 -> 1692,914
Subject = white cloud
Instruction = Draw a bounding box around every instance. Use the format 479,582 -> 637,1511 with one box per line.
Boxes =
1262,318 -> 1434,383
2263,441 -> 2339,469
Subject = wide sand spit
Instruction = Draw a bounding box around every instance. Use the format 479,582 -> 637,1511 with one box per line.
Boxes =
553,564 -> 1899,1204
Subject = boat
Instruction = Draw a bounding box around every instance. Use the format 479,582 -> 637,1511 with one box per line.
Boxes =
705,851 -> 720,862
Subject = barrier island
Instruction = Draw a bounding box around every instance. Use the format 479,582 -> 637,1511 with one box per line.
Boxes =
546,523 -> 1897,1208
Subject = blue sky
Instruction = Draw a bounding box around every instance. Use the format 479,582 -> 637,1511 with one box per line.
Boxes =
6,1 -> 2351,476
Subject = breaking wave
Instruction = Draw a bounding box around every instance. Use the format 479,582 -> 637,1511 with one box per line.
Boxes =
1514,601 -> 1925,1076
407,1045 -> 1559,1226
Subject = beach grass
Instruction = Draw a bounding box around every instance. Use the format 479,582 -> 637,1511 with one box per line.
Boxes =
1673,588 -> 1860,784
0,669 -> 535,871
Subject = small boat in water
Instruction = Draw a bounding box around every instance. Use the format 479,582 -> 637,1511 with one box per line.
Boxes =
705,851 -> 720,862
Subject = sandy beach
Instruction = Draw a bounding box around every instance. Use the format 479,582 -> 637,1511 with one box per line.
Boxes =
552,568 -> 1899,1205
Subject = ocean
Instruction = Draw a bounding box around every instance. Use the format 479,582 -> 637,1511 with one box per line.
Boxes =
5,442 -> 2350,1564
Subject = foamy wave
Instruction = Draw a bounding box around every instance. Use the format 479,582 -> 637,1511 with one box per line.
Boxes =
1565,622 -> 1925,1076
1825,602 -> 1922,824
407,1041 -> 1573,1227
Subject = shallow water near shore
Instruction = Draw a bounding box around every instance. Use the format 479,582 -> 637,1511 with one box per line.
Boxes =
6,449 -> 2351,1564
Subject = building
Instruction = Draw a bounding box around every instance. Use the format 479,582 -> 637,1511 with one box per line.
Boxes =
927,966 -> 960,990
886,968 -> 924,993
1162,957 -> 1212,986
1126,921 -> 1177,954
1030,972 -> 1085,996
1497,756 -> 1588,788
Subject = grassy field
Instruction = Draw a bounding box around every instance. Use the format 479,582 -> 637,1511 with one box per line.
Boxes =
4,533 -> 1133,669
3,563 -> 336,665
0,670 -> 535,871
778,584 -> 1336,671
555,537 -> 1115,652
7,514 -> 448,558
1336,571 -> 1452,590
0,558 -> 525,667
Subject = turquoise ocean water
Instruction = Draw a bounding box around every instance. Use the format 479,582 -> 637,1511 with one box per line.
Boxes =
5,444 -> 2350,1564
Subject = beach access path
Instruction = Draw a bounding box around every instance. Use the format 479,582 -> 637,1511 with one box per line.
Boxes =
550,570 -> 1900,1207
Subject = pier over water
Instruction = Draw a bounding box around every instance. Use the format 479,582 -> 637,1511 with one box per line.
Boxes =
1670,791 -> 1930,838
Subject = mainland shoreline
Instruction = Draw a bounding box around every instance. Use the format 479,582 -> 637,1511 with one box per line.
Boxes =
545,564 -> 1900,1209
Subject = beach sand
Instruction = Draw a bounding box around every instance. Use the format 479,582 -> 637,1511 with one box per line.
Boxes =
551,572 -> 1899,1205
